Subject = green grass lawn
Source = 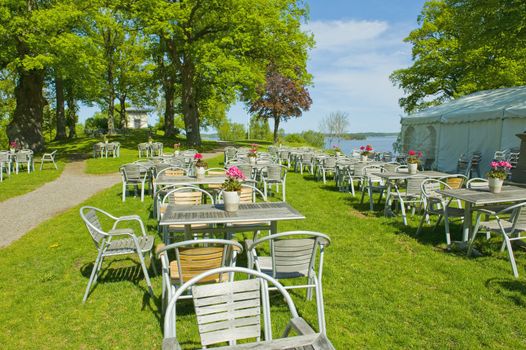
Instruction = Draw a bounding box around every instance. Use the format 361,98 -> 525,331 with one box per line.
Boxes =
1,156 -> 526,349
0,160 -> 65,202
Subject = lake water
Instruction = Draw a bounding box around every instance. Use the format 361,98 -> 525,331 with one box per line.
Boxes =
325,135 -> 398,154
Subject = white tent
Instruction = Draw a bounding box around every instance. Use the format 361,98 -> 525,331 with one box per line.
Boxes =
400,86 -> 526,174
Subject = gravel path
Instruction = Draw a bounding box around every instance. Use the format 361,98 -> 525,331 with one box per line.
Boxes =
0,161 -> 120,248
0,150 -> 224,248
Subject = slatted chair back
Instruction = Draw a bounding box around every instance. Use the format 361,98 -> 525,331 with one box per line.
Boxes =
353,162 -> 367,176
157,166 -> 187,177
512,203 -> 526,228
80,207 -> 108,248
106,143 -> 116,151
279,150 -> 290,161
162,186 -> 213,207
266,164 -> 285,181
323,157 -> 336,168
494,150 -> 507,161
236,163 -> 253,180
0,152 -> 9,163
183,149 -> 198,156
218,184 -> 266,204
121,163 -> 146,182
509,152 -> 520,168
466,177 -> 488,189
15,152 -> 30,162
205,167 -> 225,176
362,165 -> 384,183
225,147 -> 237,158
163,267 -> 300,345
302,153 -> 314,164
441,174 -> 467,189
421,179 -> 445,197
405,176 -> 426,195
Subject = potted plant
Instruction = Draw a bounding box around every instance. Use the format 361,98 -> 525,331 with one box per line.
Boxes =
194,153 -> 207,179
173,143 -> 181,156
360,144 -> 373,162
221,166 -> 246,212
248,144 -> 258,164
407,150 -> 423,174
333,145 -> 341,157
487,160 -> 511,193
9,140 -> 17,153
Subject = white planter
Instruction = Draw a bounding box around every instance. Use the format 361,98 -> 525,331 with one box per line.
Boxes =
223,191 -> 240,212
9,148 -> 15,153
196,166 -> 205,179
488,177 -> 503,193
174,150 -> 180,156
336,151 -> 341,157
249,157 -> 256,165
408,163 -> 418,174
360,155 -> 367,162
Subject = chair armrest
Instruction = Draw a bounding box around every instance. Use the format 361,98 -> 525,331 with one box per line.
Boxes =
283,317 -> 316,337
473,208 -> 497,216
113,215 -> 147,236
108,228 -> 135,236
162,337 -> 182,350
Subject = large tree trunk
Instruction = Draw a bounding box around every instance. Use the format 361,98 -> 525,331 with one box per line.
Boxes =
66,92 -> 77,139
104,30 -> 116,135
118,94 -> 127,129
54,74 -> 67,140
181,60 -> 201,146
273,116 -> 280,144
164,82 -> 176,137
7,68 -> 45,151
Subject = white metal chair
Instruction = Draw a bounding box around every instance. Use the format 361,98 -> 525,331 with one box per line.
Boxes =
416,179 -> 464,247
40,150 -> 58,170
162,267 -> 334,349
15,150 -> 33,174
391,175 -> 426,225
261,164 -> 288,201
317,157 -> 337,184
138,143 -> 150,158
120,163 -> 151,202
360,165 -> 386,211
468,202 -> 526,277
156,239 -> 243,309
246,231 -> 331,334
440,174 -> 468,189
80,206 -> 155,303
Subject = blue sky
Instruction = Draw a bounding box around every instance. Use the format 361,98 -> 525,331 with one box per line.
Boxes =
80,0 -> 426,133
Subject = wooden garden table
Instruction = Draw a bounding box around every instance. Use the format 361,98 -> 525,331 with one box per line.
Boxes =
438,185 -> 526,242
159,202 -> 305,238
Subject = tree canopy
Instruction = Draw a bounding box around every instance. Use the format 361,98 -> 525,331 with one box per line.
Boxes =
391,0 -> 526,114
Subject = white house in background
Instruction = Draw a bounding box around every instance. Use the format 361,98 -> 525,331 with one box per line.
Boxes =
400,86 -> 526,173
126,108 -> 150,129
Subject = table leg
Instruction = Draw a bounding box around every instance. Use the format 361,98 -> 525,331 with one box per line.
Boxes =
270,221 -> 278,235
184,224 -> 192,240
462,202 -> 472,242
383,181 -> 392,217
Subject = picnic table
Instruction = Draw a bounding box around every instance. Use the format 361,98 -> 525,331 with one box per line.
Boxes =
159,202 -> 305,238
376,171 -> 449,218
438,185 -> 526,242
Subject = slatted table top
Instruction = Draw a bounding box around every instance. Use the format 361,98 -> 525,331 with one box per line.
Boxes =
155,175 -> 226,186
438,185 -> 526,205
375,171 -> 449,180
160,202 -> 305,226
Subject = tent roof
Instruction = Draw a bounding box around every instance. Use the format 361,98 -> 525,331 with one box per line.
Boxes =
401,86 -> 526,125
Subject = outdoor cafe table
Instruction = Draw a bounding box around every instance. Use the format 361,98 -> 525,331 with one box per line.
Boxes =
159,202 -> 305,238
376,170 -> 450,219
438,185 -> 526,242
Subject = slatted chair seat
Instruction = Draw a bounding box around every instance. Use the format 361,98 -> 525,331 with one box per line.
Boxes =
106,234 -> 154,256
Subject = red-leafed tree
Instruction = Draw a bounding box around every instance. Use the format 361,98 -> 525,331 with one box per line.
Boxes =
249,68 -> 312,143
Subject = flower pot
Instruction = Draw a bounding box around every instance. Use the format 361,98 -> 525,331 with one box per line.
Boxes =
223,191 -> 240,212
488,177 -> 503,193
408,163 -> 418,174
360,155 -> 367,162
196,166 -> 205,180
336,151 -> 341,157
9,148 -> 15,153
249,157 -> 256,165
174,150 -> 180,156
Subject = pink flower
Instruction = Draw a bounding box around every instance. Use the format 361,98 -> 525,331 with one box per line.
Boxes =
490,161 -> 498,169
417,151 -> 423,157
226,166 -> 246,180
408,150 -> 416,156
360,146 -> 365,150
194,153 -> 203,160
366,145 -> 373,151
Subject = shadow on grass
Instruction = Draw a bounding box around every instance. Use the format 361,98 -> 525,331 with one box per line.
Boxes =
486,277 -> 526,307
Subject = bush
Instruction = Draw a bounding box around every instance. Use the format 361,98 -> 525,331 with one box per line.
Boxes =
217,119 -> 246,141
301,130 -> 324,148
284,133 -> 306,144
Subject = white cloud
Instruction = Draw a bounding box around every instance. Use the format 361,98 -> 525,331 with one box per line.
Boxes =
304,20 -> 389,51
